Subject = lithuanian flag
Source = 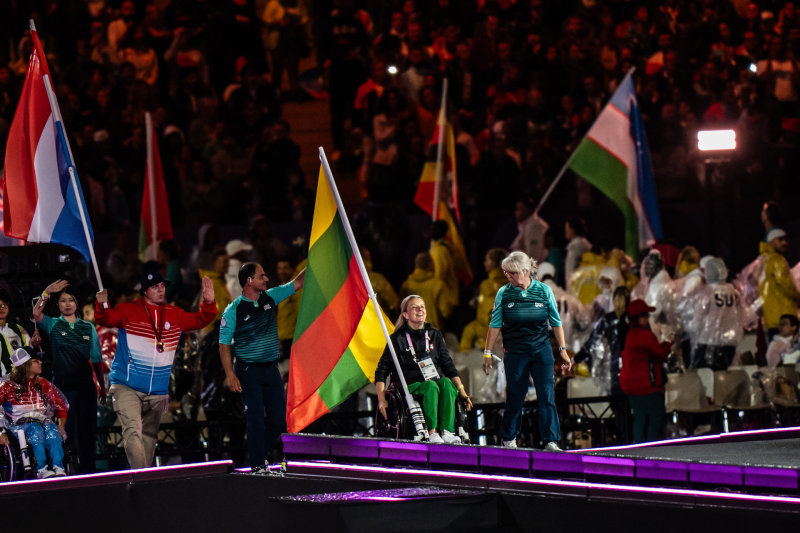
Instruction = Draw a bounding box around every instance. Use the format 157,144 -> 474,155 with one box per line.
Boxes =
287,165 -> 392,432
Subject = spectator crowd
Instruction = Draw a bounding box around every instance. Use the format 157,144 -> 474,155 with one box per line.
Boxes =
2,0 -> 800,463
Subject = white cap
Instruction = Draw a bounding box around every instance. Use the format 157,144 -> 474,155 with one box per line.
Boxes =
599,266 -> 621,287
11,347 -> 32,367
537,262 -> 556,281
767,228 -> 787,244
225,239 -> 253,257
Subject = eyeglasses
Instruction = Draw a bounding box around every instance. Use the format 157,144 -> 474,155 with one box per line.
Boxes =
503,270 -> 519,276
0,304 -> 7,310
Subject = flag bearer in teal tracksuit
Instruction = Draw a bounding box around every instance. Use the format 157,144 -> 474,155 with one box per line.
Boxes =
219,262 -> 305,474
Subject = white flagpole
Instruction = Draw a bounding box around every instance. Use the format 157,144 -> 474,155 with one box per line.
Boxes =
318,146 -> 428,439
431,78 -> 448,220
42,75 -> 104,293
145,112 -> 158,261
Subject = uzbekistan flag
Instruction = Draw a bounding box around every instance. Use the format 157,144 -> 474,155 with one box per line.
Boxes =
138,112 -> 173,261
567,72 -> 662,258
2,27 -> 94,261
287,165 -> 392,432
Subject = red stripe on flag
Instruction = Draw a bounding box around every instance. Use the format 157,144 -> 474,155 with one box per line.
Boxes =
140,115 -> 173,257
287,391 -> 330,433
288,256 -> 368,411
2,43 -> 51,239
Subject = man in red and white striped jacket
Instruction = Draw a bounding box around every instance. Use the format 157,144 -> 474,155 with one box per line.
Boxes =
95,265 -> 216,469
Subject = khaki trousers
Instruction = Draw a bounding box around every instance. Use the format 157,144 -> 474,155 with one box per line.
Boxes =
109,383 -> 168,469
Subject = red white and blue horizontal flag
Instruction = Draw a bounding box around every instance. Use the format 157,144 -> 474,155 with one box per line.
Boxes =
2,28 -> 94,262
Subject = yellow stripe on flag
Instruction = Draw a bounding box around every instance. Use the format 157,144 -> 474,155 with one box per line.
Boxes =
347,300 -> 393,382
309,166 -> 339,249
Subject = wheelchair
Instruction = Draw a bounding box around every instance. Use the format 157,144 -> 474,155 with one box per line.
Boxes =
1,426 -> 34,481
0,424 -> 78,482
374,382 -> 472,443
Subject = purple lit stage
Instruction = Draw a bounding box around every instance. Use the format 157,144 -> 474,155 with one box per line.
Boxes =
5,430 -> 800,532
281,429 -> 800,504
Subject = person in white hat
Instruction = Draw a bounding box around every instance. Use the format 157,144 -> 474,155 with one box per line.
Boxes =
225,239 -> 254,299
0,347 -> 69,478
759,228 -> 800,340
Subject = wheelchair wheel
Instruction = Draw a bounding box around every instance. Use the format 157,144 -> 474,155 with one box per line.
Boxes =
454,398 -> 471,444
1,442 -> 15,482
1,430 -> 26,482
62,438 -> 79,476
374,387 -> 411,440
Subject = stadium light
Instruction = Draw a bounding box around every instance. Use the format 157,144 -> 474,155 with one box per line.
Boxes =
697,129 -> 736,151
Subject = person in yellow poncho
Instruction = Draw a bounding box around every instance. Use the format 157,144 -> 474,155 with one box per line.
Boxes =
198,249 -> 232,335
759,228 -> 800,338
430,220 -> 459,312
276,257 -> 304,359
401,252 -> 451,331
460,248 -> 507,351
361,248 -> 399,315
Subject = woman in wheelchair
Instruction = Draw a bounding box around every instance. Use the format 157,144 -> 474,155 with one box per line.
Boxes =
0,347 -> 68,478
375,295 -> 472,444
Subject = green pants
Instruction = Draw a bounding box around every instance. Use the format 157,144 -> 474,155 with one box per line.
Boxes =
407,378 -> 458,433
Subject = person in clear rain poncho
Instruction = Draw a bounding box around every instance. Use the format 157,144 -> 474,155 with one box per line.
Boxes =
576,286 -> 631,395
631,250 -> 672,336
538,262 -> 592,354
684,258 -> 755,370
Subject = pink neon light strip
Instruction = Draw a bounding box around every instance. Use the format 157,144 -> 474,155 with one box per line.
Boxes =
286,460 -> 800,505
1,460 -> 234,488
569,426 -> 800,453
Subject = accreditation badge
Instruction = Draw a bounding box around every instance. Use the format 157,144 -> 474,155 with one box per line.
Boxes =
417,357 -> 440,381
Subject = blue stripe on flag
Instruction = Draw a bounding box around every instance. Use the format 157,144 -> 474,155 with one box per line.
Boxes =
629,92 -> 663,244
50,122 -> 95,262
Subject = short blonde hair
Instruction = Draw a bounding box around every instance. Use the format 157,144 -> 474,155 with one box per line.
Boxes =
501,251 -> 537,277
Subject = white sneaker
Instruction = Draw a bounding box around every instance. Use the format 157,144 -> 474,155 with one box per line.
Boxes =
52,466 -> 67,477
428,432 -> 444,444
501,439 -> 517,448
37,467 -> 56,479
441,430 -> 461,445
544,441 -> 563,452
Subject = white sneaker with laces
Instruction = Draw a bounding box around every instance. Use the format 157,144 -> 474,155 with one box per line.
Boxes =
428,432 -> 444,444
441,430 -> 461,445
501,439 -> 517,448
544,441 -> 563,452
37,467 -> 56,479
52,466 -> 67,477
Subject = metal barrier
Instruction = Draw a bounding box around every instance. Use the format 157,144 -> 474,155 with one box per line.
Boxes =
94,395 -> 633,465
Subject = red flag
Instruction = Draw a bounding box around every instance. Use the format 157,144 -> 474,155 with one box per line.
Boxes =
138,112 -> 173,260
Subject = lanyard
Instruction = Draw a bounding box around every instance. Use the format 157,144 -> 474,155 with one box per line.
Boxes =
142,300 -> 165,352
404,329 -> 430,363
